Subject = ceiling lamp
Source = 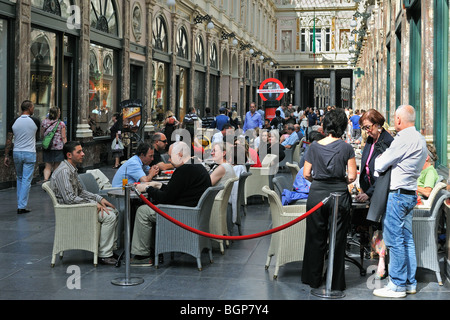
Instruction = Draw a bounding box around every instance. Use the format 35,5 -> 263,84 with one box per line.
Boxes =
167,0 -> 176,5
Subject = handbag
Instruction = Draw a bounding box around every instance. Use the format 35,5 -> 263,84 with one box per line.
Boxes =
42,120 -> 61,150
111,138 -> 124,150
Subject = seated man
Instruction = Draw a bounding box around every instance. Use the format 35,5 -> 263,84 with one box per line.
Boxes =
417,143 -> 440,199
150,132 -> 174,171
51,141 -> 118,265
130,141 -> 212,266
111,143 -> 159,187
280,124 -> 299,149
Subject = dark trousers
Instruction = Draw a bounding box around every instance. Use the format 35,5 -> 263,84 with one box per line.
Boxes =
301,180 -> 351,291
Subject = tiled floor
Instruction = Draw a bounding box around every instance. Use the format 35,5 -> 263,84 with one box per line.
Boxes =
0,166 -> 449,303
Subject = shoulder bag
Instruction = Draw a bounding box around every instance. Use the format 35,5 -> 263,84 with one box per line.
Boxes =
42,120 -> 61,150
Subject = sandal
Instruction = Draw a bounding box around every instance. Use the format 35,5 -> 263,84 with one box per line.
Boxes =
112,165 -> 120,169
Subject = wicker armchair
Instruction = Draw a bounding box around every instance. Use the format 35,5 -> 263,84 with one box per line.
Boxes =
245,154 -> 278,201
154,185 -> 224,271
234,171 -> 252,235
412,189 -> 450,285
42,182 -> 100,267
210,177 -> 239,254
285,162 -> 300,183
278,142 -> 298,170
262,185 -> 307,279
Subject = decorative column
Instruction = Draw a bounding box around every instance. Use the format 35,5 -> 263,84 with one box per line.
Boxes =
121,0 -> 131,101
189,23 -> 198,112
294,70 -> 301,108
329,69 -> 336,107
169,12 -> 178,112
75,0 -> 93,138
14,0 -> 32,109
144,0 -> 155,134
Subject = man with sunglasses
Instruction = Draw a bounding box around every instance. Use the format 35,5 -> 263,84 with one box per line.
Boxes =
150,132 -> 174,171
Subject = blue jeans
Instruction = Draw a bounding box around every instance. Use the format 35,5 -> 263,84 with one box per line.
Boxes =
13,151 -> 36,209
382,192 -> 417,292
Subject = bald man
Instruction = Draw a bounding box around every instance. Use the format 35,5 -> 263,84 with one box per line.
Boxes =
373,105 -> 427,298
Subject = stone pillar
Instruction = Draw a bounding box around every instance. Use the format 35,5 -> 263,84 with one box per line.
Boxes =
121,0 -> 131,101
75,0 -> 93,138
14,0 -> 32,110
169,12 -> 178,112
294,70 -> 301,108
144,0 -> 155,134
329,69 -> 336,107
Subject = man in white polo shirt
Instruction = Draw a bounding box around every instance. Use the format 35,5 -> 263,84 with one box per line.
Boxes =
4,100 -> 40,214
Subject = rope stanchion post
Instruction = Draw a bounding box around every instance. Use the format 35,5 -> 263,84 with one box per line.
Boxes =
311,192 -> 345,299
112,185 -> 144,286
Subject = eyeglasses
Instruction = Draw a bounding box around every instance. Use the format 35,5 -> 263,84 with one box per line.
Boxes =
158,139 -> 168,143
361,124 -> 374,131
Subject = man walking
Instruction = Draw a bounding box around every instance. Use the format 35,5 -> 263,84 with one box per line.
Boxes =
242,102 -> 263,133
4,100 -> 40,214
373,105 -> 427,298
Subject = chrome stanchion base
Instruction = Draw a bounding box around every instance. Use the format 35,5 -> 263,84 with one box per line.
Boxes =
311,288 -> 345,299
111,277 -> 144,286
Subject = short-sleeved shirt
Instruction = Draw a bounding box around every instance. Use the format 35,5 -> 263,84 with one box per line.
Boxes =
10,115 -> 40,153
111,155 -> 148,187
417,165 -> 439,189
304,139 -> 355,181
350,115 -> 361,129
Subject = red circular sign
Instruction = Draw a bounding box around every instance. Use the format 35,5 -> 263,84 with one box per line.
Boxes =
258,78 -> 285,101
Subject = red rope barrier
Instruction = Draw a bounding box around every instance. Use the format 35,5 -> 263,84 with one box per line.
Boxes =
137,192 -> 327,241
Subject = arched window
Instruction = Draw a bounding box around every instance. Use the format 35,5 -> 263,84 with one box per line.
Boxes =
194,35 -> 204,65
210,43 -> 218,68
90,0 -> 118,36
176,27 -> 188,59
153,15 -> 168,52
31,0 -> 73,19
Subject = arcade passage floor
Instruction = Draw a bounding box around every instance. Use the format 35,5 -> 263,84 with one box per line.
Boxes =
0,167 -> 449,304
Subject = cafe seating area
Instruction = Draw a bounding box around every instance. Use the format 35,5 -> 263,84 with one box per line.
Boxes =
1,164 -> 450,300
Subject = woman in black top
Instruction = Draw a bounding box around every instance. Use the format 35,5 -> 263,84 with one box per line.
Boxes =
302,108 -> 357,291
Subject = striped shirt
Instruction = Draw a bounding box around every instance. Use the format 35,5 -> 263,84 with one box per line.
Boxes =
50,160 -> 103,205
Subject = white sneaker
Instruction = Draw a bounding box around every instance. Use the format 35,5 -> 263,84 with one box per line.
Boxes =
373,286 -> 406,298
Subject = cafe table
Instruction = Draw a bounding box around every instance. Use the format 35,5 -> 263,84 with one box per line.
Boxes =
346,200 -> 371,276
108,185 -> 144,286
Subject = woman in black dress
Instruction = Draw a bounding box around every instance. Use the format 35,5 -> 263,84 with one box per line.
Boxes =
301,108 -> 357,291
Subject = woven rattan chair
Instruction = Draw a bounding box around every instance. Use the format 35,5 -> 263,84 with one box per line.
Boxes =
278,142 -> 298,170
412,189 -> 450,285
245,154 -> 278,202
234,171 -> 252,235
42,182 -> 100,267
285,162 -> 300,183
210,177 -> 239,254
262,185 -> 307,279
154,185 -> 223,271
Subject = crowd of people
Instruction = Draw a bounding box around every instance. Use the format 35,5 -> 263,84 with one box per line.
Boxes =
2,99 -> 444,297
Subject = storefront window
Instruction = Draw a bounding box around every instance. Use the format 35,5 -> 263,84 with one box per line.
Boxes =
152,62 -> 168,127
0,19 -> 7,147
89,43 -> 116,136
30,28 -> 57,122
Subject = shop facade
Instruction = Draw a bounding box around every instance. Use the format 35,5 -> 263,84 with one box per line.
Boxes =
0,0 -> 277,188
